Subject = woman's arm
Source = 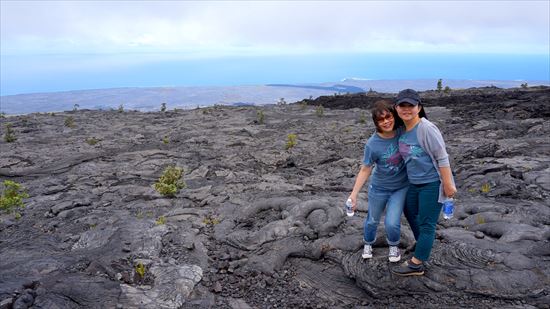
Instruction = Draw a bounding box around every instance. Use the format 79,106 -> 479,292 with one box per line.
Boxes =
349,165 -> 372,210
439,166 -> 457,198
422,121 -> 457,198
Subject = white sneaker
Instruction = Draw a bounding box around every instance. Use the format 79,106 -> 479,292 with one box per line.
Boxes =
362,244 -> 373,259
388,246 -> 401,262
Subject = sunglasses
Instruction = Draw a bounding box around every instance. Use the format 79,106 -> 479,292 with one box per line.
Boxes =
376,113 -> 394,123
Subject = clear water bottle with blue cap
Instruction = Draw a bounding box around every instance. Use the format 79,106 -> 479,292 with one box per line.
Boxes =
442,198 -> 454,220
345,198 -> 354,217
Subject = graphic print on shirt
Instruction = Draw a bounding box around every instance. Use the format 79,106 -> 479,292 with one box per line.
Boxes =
398,135 -> 425,161
381,143 -> 404,173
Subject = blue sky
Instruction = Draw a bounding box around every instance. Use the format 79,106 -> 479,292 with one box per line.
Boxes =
1,1 -> 549,95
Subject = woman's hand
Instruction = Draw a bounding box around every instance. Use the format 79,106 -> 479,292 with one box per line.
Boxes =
439,166 -> 457,198
349,194 -> 358,211
443,183 -> 457,199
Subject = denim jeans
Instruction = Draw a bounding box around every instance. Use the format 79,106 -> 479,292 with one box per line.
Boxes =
403,180 -> 442,261
364,184 -> 408,246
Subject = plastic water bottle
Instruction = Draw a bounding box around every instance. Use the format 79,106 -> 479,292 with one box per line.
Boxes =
345,198 -> 354,217
442,198 -> 454,220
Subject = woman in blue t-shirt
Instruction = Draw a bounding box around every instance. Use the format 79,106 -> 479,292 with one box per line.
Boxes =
390,89 -> 457,276
349,100 -> 408,262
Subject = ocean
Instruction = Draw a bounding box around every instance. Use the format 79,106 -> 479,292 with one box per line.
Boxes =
1,52 -> 548,96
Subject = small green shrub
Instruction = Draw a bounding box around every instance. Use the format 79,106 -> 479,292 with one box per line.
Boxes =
64,116 -> 75,128
135,262 -> 145,278
277,98 -> 287,105
202,215 -> 220,226
0,112 -> 6,118
476,214 -> 486,225
443,86 -> 451,94
162,136 -> 169,144
286,133 -> 297,150
4,123 -> 16,143
437,79 -> 443,92
154,166 -> 186,197
118,104 -> 124,113
155,216 -> 166,225
257,110 -> 265,124
73,104 -> 80,111
520,83 -> 528,89
315,105 -> 324,117
0,180 -> 29,213
481,183 -> 491,193
359,111 -> 367,124
161,102 -> 167,112
136,210 -> 144,219
86,137 -> 100,145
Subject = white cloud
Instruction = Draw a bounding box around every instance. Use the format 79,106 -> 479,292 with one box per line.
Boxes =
1,1 -> 549,55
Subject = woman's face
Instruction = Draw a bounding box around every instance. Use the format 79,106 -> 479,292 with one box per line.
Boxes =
376,111 -> 395,133
396,103 -> 421,122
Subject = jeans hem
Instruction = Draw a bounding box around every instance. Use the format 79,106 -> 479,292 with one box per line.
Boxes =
386,239 -> 400,246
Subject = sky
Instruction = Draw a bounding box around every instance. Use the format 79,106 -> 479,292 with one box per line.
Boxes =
1,0 -> 549,95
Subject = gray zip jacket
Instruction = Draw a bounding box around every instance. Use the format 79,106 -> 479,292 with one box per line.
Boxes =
416,118 -> 456,203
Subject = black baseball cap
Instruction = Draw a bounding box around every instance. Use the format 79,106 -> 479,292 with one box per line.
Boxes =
396,89 -> 421,105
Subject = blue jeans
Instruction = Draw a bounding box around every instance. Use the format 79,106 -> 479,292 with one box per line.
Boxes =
364,185 -> 408,246
403,180 -> 442,261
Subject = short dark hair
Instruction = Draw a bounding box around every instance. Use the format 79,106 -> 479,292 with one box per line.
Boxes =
371,100 -> 404,132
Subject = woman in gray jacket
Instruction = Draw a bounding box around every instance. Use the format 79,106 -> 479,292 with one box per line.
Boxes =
390,89 -> 457,276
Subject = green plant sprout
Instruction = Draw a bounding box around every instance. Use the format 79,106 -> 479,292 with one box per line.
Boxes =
86,137 -> 100,145
202,215 -> 220,226
286,133 -> 297,150
257,110 -> 265,124
316,105 -> 324,117
135,262 -> 145,278
0,180 -> 29,213
155,216 -> 166,225
4,123 -> 16,142
154,166 -> 186,197
64,116 -> 75,128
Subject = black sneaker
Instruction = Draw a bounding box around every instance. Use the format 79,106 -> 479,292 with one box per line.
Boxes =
391,259 -> 425,276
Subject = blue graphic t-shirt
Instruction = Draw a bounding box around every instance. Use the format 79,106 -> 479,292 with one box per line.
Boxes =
363,130 -> 409,191
398,123 -> 440,184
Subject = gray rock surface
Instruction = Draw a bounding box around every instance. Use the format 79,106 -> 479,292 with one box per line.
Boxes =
1,86 -> 549,308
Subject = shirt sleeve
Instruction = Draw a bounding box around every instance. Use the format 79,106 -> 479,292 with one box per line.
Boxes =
362,142 -> 375,166
424,124 -> 450,167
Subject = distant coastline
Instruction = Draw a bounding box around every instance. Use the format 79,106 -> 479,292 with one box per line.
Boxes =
1,78 -> 549,115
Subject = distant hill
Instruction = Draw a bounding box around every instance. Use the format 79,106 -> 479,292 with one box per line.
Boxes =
266,83 -> 365,93
1,79 -> 547,115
